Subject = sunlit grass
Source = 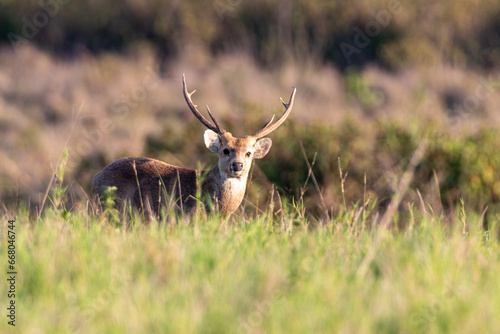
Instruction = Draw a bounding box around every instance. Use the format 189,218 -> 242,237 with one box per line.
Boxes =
1,201 -> 499,333
1,1 -> 500,332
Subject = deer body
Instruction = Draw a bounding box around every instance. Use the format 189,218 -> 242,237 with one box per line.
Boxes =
92,75 -> 296,217
92,157 -> 198,216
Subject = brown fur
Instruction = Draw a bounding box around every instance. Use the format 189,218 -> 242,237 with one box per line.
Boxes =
92,132 -> 270,217
92,76 -> 295,219
92,157 -> 198,217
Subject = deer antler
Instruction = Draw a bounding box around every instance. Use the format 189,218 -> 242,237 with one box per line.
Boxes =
183,74 -> 226,135
252,87 -> 296,139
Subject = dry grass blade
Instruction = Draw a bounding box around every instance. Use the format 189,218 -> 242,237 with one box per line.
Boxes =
363,173 -> 367,222
158,179 -> 162,218
338,157 -> 348,211
432,169 -> 444,215
357,139 -> 428,281
132,161 -> 145,220
268,185 -> 275,228
416,189 -> 427,215
300,152 -> 317,199
478,206 -> 489,229
1,201 -> 13,219
38,173 -> 55,220
177,170 -> 183,212
380,139 -> 428,228
242,195 -> 266,216
298,140 -> 329,220
38,101 -> 85,220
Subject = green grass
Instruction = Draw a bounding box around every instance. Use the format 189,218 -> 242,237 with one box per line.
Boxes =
1,204 -> 500,333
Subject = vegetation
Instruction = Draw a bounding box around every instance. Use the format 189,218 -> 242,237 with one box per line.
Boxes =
1,1 -> 500,332
1,196 -> 500,333
1,0 -> 499,216
1,142 -> 500,332
2,0 -> 499,69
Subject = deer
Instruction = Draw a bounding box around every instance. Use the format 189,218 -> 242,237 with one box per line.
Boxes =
92,74 -> 296,218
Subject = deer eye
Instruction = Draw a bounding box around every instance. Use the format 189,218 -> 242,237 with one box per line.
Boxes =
246,152 -> 252,157
223,148 -> 230,156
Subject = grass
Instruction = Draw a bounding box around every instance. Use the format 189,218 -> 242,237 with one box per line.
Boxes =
2,44 -> 500,212
1,199 -> 500,333
2,1 -> 499,332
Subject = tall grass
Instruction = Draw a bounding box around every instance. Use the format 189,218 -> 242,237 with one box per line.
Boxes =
1,185 -> 500,333
1,44 -> 499,213
1,1 -> 500,331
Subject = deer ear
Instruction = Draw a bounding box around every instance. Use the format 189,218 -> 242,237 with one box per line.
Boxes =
254,138 -> 272,159
204,130 -> 220,153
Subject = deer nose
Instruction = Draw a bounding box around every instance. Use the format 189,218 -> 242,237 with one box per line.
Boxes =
232,162 -> 244,172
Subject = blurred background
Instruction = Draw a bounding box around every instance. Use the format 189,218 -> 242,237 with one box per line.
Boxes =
0,0 -> 499,218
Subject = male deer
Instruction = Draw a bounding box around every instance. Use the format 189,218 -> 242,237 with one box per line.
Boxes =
92,75 -> 296,218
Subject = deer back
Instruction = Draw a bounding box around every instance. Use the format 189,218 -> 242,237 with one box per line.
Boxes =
93,157 -> 197,215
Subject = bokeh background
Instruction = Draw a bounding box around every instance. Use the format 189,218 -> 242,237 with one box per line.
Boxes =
1,0 -> 499,218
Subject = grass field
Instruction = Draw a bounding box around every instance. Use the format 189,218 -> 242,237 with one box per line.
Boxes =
1,0 -> 500,332
1,197 -> 500,333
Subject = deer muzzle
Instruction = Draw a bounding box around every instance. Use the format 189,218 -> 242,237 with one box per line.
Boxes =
231,162 -> 244,176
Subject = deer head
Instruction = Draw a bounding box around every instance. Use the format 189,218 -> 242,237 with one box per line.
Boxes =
182,74 -> 296,179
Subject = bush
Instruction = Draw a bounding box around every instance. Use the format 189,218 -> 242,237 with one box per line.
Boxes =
2,0 -> 499,69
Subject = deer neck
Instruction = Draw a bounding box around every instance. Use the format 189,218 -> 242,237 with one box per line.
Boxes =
202,163 -> 249,215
